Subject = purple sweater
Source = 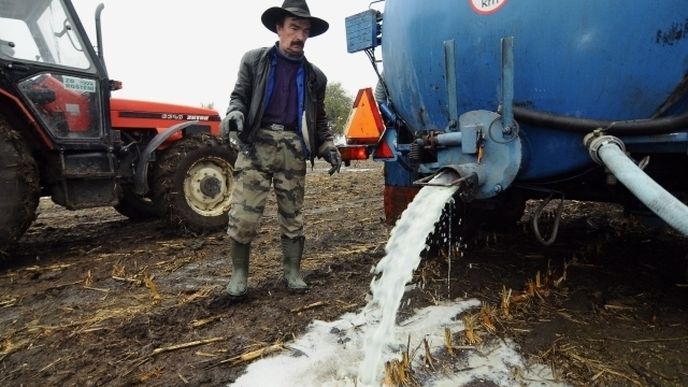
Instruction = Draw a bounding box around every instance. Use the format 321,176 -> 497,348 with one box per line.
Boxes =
262,49 -> 303,127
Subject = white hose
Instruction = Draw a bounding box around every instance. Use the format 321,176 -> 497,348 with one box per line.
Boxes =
596,141 -> 688,235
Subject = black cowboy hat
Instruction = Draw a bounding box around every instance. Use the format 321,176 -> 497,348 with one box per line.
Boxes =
261,0 -> 329,37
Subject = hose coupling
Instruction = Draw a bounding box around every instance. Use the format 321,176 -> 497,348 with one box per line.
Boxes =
584,131 -> 626,165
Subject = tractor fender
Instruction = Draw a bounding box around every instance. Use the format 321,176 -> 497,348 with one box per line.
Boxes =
133,121 -> 201,196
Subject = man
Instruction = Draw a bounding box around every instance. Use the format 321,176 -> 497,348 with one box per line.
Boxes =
221,0 -> 342,298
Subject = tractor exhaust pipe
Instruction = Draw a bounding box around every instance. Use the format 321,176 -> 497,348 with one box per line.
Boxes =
585,132 -> 688,235
95,4 -> 105,67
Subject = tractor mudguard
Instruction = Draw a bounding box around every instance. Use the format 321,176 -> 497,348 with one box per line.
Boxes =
133,121 -> 205,196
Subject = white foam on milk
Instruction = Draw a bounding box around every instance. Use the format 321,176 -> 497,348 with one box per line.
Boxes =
232,300 -> 565,386
232,301 -> 479,386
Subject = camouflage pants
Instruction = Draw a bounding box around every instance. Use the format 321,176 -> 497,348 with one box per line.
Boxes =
227,127 -> 307,244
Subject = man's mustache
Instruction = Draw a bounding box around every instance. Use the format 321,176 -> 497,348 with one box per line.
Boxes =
291,41 -> 304,48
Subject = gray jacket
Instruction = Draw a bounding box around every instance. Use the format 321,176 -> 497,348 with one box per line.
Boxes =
227,45 -> 334,162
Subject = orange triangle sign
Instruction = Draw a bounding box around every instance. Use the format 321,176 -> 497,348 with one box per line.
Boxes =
344,88 -> 385,145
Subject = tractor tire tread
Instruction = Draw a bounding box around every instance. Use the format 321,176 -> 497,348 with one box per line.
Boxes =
153,133 -> 236,234
0,116 -> 40,254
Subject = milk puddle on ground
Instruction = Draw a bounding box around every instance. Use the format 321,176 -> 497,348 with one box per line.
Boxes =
232,182 -> 566,386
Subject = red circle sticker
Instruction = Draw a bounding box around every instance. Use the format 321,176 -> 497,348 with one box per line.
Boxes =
469,0 -> 508,15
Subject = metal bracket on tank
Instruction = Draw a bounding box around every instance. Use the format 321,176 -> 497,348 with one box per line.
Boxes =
500,36 -> 516,135
415,36 -> 523,201
444,39 -> 459,130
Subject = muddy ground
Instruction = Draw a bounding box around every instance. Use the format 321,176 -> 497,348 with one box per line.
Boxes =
1,159 -> 688,386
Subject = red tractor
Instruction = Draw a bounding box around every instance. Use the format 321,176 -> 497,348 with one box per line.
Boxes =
0,0 -> 236,254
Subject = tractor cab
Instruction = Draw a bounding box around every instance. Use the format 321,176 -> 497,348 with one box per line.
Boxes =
0,0 -> 112,147
1,0 -> 122,212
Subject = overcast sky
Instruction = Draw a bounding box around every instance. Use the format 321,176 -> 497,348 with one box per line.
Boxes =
72,0 -> 381,114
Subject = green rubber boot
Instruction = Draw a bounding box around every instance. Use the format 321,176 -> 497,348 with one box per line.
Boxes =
282,235 -> 307,291
226,238 -> 250,298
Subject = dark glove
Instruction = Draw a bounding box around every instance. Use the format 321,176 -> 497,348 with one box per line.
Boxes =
323,146 -> 342,175
220,111 -> 244,141
235,136 -> 253,157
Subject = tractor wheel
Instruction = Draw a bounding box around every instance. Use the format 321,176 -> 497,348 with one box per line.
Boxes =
113,188 -> 164,221
153,133 -> 236,233
0,117 -> 40,254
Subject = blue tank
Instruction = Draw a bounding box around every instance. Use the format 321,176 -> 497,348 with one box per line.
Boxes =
380,0 -> 688,180
344,0 -> 688,233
